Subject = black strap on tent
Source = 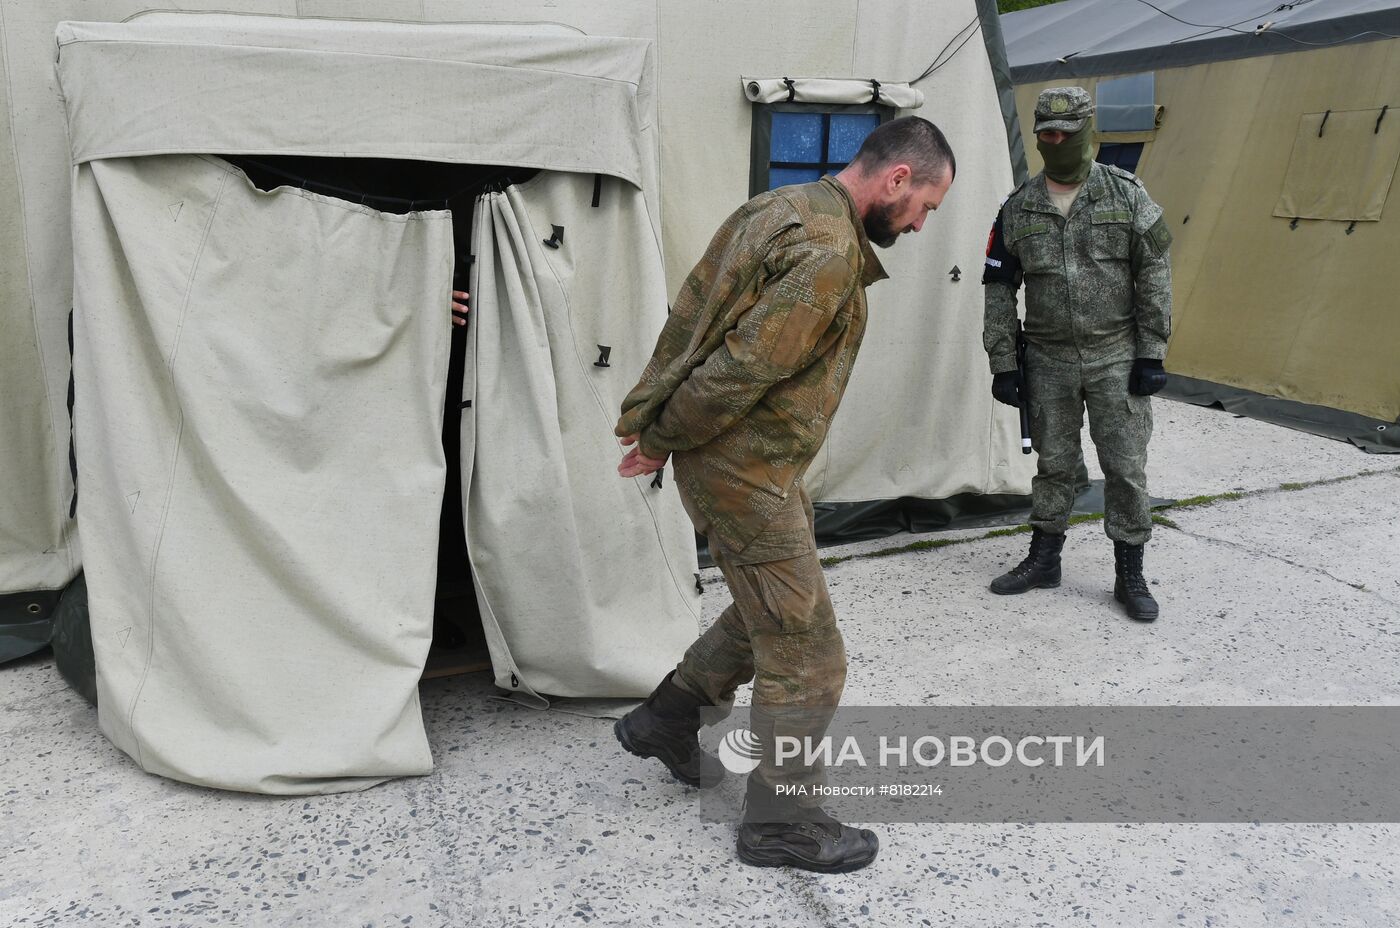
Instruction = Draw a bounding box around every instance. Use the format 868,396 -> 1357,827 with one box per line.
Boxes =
783,77 -> 796,102
67,309 -> 77,519
1377,105 -> 1390,134
543,225 -> 564,249
594,345 -> 612,368
650,468 -> 665,489
1346,220 -> 1358,235
1318,110 -> 1331,137
869,78 -> 882,104
592,174 -> 603,208
694,573 -> 703,596
459,399 -> 472,409
1290,217 -> 1300,230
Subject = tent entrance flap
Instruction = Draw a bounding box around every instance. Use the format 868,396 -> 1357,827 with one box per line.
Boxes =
463,172 -> 701,703
226,156 -> 542,673
72,154 -> 453,793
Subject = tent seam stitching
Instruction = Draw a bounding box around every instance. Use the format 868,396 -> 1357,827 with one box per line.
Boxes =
2,7 -> 77,583
125,167 -> 232,769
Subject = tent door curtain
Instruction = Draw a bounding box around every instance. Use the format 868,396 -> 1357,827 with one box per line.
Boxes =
71,154 -> 452,794
462,172 -> 701,704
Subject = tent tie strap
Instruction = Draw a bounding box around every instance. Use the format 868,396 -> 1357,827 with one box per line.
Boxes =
1346,220 -> 1357,235
67,309 -> 78,519
460,399 -> 472,409
869,78 -> 882,104
694,573 -> 703,596
543,225 -> 564,249
1377,105 -> 1390,134
783,77 -> 796,102
651,468 -> 665,489
1318,109 -> 1331,137
594,345 -> 612,368
1289,217 -> 1300,230
592,174 -> 603,208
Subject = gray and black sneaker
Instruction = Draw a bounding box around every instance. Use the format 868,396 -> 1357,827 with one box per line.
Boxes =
737,777 -> 879,873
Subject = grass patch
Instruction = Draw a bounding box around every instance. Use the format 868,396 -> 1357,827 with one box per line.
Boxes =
1157,491 -> 1246,510
1151,513 -> 1180,529
1279,482 -> 1307,491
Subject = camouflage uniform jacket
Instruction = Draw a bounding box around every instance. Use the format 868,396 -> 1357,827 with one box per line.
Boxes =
615,177 -> 887,553
983,161 -> 1173,373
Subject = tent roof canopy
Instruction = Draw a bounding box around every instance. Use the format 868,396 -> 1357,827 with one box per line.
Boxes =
55,17 -> 653,187
1004,0 -> 1400,81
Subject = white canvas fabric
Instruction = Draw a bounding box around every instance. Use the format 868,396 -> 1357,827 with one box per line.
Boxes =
465,172 -> 701,705
742,77 -> 924,109
73,155 -> 452,793
6,2 -> 1031,620
55,20 -> 653,188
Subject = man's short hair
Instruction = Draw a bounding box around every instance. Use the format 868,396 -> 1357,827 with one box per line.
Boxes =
849,116 -> 956,185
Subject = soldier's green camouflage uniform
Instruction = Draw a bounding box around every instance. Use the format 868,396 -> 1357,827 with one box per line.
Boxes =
616,176 -> 885,801
984,161 -> 1173,545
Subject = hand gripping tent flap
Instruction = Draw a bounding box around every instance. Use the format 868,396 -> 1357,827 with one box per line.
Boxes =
0,3 -> 1027,793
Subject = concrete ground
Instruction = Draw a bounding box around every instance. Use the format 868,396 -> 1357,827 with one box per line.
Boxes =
3,399 -> 1398,927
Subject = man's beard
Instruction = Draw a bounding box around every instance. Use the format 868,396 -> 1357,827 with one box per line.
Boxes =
863,201 -> 900,249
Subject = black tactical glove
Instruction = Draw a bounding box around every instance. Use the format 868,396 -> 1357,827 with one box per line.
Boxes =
991,370 -> 1023,407
1128,358 -> 1167,396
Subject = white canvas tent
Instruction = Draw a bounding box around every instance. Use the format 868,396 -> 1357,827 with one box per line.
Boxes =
1,1 -> 1029,793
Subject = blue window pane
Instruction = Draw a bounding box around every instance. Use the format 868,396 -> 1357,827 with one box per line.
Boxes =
771,112 -> 823,163
827,114 -> 880,163
1096,142 -> 1143,173
769,167 -> 822,189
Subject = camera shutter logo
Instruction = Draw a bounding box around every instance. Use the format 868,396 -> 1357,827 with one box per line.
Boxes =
718,728 -> 763,775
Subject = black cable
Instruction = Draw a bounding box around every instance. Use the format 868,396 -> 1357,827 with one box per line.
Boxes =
910,16 -> 982,86
1129,0 -> 1399,48
1167,0 -> 1313,44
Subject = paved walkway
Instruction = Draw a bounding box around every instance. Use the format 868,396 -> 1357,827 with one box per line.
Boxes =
3,400 -> 1397,927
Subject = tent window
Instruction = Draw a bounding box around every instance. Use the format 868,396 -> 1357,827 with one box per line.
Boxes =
750,104 -> 887,196
1096,142 -> 1144,173
1096,73 -> 1156,132
1274,108 -> 1400,223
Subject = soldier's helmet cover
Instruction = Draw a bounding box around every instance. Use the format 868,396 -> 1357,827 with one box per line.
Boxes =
1034,86 -> 1094,133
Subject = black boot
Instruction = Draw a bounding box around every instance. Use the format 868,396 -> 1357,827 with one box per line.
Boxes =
736,777 -> 879,873
989,528 -> 1065,595
614,671 -> 725,788
1113,541 -> 1159,622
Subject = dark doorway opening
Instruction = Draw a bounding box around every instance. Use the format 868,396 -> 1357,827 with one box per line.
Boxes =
225,155 -> 537,678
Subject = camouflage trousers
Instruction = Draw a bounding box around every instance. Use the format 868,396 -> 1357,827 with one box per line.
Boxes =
1027,345 -> 1154,545
673,481 -> 846,806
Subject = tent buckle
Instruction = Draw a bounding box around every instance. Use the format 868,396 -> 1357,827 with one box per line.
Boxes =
543,225 -> 564,249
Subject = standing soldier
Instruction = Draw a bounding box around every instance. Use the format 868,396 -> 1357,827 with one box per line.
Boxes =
611,117 -> 956,872
982,87 -> 1172,622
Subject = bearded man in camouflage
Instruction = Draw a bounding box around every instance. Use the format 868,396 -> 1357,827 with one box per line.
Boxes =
983,86 -> 1173,622
611,117 -> 955,873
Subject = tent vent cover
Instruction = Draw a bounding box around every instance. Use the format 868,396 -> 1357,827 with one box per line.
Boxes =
1274,108 -> 1400,223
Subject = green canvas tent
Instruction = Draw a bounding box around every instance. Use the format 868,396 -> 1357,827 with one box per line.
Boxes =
1002,0 -> 1400,451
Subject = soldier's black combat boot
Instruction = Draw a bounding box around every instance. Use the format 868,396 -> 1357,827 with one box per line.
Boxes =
736,777 -> 879,873
1113,541 -> 1159,622
989,528 -> 1066,595
614,671 -> 725,788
